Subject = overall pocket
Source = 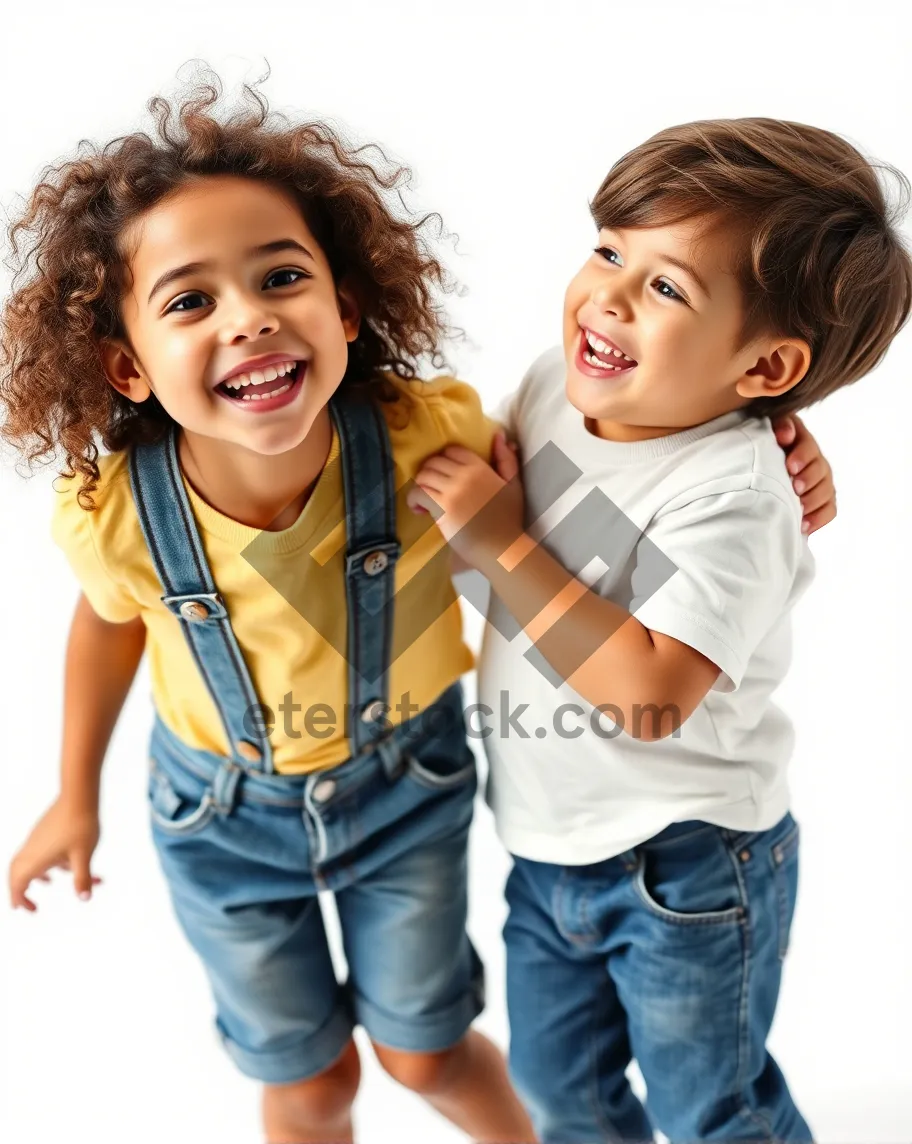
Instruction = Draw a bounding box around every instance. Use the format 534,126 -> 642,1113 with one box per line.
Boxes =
148,759 -> 218,838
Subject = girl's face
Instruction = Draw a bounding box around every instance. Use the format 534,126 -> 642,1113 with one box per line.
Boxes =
103,175 -> 360,456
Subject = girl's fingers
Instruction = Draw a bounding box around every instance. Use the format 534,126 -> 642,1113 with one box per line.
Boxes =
772,416 -> 797,447
799,482 -> 833,516
802,503 -> 835,535
791,458 -> 827,495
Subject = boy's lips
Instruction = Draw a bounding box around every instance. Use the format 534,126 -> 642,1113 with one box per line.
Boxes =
575,327 -> 638,379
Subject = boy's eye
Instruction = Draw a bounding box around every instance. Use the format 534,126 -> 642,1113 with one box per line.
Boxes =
594,245 -> 622,265
265,268 -> 308,289
655,279 -> 685,303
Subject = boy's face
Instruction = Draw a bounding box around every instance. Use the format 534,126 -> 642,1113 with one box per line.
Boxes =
563,219 -> 771,440
105,175 -> 359,457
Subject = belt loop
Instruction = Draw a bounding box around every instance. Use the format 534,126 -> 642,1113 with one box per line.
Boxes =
211,759 -> 243,815
375,736 -> 406,783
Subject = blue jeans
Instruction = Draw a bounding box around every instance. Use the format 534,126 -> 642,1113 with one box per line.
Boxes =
505,814 -> 811,1142
148,683 -> 484,1084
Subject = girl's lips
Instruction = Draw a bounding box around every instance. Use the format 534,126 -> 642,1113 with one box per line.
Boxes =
216,363 -> 307,412
574,329 -> 637,381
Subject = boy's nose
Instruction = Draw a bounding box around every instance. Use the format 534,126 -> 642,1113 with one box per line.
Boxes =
591,282 -> 629,317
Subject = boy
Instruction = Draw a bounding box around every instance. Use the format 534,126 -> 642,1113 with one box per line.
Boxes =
410,118 -> 912,1141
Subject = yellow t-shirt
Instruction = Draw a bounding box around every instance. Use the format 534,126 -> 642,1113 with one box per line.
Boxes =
51,377 -> 498,774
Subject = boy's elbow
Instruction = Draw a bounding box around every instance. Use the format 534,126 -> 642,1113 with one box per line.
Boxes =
624,700 -> 687,741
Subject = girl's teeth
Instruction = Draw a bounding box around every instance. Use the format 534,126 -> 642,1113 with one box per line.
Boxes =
224,360 -> 298,389
239,381 -> 293,402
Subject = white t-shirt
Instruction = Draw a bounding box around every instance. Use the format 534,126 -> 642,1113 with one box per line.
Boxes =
478,347 -> 815,864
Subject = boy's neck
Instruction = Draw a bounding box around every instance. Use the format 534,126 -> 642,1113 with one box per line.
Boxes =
587,418 -> 685,443
177,408 -> 333,532
586,399 -> 748,443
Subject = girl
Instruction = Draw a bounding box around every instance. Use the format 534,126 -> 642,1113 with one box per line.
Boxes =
2,73 -> 834,1143
1,76 -> 534,1144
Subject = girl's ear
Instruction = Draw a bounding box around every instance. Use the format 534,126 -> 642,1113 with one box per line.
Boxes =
336,278 -> 362,343
100,339 -> 153,403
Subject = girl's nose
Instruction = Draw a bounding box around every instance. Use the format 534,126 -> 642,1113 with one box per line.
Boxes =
222,295 -> 281,342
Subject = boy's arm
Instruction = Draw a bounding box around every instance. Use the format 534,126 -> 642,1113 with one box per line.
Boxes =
411,440 -> 801,740
9,594 -> 146,910
482,534 -> 719,738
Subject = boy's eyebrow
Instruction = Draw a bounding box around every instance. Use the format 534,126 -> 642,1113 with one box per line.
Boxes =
658,253 -> 711,299
146,239 -> 315,303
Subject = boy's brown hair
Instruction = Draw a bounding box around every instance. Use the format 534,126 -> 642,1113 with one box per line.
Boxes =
590,118 -> 912,417
0,70 -> 454,507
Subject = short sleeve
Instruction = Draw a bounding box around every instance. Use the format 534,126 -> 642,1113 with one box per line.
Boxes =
631,488 -> 807,692
424,377 -> 500,462
488,388 -> 519,438
50,476 -> 143,623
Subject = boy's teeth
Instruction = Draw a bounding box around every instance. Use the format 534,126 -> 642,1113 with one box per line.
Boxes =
585,332 -> 634,362
583,350 -> 620,371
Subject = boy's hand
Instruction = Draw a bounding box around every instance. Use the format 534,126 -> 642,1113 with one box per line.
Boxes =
409,433 -> 525,566
9,798 -> 101,912
772,414 -> 837,535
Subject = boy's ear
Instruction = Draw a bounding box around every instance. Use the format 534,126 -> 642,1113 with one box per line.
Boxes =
336,278 -> 362,343
100,339 -> 153,403
736,338 -> 811,402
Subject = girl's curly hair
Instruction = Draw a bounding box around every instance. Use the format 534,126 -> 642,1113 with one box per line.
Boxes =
1,69 -> 456,508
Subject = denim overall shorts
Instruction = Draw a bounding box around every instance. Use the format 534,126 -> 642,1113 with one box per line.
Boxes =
128,394 -> 484,1084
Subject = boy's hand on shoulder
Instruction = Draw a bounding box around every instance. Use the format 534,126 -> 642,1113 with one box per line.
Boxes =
409,433 -> 526,566
772,413 -> 837,535
9,797 -> 102,912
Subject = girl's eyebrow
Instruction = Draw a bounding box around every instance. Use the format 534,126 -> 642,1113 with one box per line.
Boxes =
146,238 -> 315,303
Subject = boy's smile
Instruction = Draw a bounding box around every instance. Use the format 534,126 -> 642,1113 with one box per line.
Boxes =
562,219 -> 803,442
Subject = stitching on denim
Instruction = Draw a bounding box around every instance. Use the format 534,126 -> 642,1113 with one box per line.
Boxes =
723,835 -> 777,1140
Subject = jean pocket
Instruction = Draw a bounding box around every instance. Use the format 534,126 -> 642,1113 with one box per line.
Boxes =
404,746 -> 477,792
148,761 -> 217,838
769,819 -> 800,959
633,828 -> 746,927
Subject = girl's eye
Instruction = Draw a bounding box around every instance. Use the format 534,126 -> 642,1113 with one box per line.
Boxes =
166,292 -> 209,314
265,268 -> 308,289
593,245 -> 622,265
655,279 -> 686,303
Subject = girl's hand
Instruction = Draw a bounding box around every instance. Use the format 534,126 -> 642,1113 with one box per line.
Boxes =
408,433 -> 525,567
9,798 -> 101,912
771,414 -> 837,535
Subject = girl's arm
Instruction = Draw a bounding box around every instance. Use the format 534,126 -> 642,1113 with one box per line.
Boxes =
9,594 -> 146,911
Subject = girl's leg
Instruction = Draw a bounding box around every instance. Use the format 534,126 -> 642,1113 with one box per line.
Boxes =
373,1031 -> 536,1143
262,1040 -> 361,1144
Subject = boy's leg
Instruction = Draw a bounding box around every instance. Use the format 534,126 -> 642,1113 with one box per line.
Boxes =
614,815 -> 812,1142
503,856 -> 654,1143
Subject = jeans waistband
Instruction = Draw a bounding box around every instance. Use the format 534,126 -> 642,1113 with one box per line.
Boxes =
149,682 -> 465,806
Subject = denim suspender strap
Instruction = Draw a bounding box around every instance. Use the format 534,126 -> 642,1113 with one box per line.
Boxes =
128,426 -> 274,775
330,395 -> 402,760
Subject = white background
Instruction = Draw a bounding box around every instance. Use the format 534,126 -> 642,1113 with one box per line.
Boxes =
2,2 -> 911,1141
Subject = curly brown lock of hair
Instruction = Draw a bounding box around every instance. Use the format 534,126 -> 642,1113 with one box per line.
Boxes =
591,118 -> 912,418
0,74 -> 455,508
